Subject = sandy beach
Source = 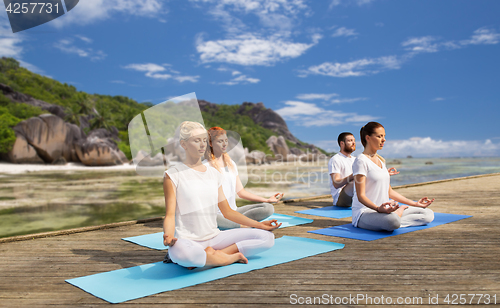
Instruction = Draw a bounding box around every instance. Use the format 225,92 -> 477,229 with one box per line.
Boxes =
0,162 -> 137,174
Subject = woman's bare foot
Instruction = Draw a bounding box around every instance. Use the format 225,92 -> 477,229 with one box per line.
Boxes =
395,205 -> 409,217
204,246 -> 248,267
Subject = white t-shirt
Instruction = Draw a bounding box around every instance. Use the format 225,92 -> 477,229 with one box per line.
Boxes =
165,163 -> 223,241
351,154 -> 390,227
328,153 -> 356,204
203,159 -> 239,212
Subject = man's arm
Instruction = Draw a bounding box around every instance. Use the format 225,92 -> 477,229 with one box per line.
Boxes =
330,172 -> 354,189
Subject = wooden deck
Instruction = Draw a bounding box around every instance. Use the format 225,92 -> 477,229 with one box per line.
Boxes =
1,174 -> 500,307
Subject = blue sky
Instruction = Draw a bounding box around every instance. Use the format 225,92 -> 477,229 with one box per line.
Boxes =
1,0 -> 499,157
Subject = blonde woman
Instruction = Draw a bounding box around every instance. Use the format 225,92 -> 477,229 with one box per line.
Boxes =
163,121 -> 280,268
352,122 -> 435,231
205,127 -> 283,229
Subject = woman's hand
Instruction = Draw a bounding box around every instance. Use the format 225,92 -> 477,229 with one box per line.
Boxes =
415,197 -> 435,208
388,167 -> 400,176
259,219 -> 282,231
267,193 -> 284,203
163,233 -> 177,247
377,201 -> 400,213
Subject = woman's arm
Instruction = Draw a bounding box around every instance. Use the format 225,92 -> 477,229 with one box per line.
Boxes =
355,174 -> 398,213
389,186 -> 434,208
218,186 -> 281,230
162,175 -> 177,246
235,175 -> 283,203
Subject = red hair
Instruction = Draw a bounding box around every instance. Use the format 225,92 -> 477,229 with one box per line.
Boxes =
206,127 -> 234,172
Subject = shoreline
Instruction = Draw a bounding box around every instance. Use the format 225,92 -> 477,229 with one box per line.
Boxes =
2,156 -> 500,174
2,171 -> 500,244
0,161 -> 137,174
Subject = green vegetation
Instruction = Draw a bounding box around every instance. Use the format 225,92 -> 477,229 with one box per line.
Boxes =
0,57 -> 328,158
202,104 -> 275,154
0,57 -> 149,157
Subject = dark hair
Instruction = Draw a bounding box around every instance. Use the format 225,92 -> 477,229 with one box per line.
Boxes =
337,132 -> 354,147
360,122 -> 384,147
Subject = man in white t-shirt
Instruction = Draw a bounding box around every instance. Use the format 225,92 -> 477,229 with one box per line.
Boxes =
328,132 -> 356,207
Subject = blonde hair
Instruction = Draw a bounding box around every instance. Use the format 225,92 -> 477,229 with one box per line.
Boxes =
179,121 -> 206,141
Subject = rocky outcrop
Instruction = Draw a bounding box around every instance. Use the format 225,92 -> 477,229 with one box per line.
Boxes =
4,134 -> 44,164
240,102 -> 299,143
134,150 -> 168,167
75,136 -> 127,166
245,149 -> 266,165
0,83 -> 66,119
266,136 -> 289,160
197,100 -> 321,153
2,84 -> 129,166
12,114 -> 82,163
5,114 -> 128,166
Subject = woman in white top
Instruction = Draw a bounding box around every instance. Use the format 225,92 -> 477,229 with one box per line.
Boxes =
352,122 -> 435,231
163,121 -> 281,268
205,127 -> 284,229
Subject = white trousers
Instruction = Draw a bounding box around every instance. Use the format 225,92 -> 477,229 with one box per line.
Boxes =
168,228 -> 275,268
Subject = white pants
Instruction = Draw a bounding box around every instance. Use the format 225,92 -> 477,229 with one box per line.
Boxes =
168,228 -> 275,268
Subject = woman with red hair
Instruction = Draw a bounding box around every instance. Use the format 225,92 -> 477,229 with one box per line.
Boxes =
205,127 -> 284,229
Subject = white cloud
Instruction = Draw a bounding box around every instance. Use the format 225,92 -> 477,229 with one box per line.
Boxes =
50,0 -> 166,27
331,26 -> 358,38
330,97 -> 368,104
403,28 -> 500,56
197,33 -> 322,66
299,55 -> 402,77
190,0 -> 310,35
123,63 -> 200,83
329,0 -> 375,8
302,27 -> 499,78
461,27 -> 500,46
124,63 -> 165,73
54,38 -> 106,61
275,100 -> 378,127
17,60 -> 46,75
0,18 -> 46,74
296,93 -> 339,100
0,19 -> 23,58
219,74 -> 260,85
75,35 -> 93,44
402,36 -> 439,53
432,97 -> 446,102
382,137 -> 500,158
295,93 -> 367,104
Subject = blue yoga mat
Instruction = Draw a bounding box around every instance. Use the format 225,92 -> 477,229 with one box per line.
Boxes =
309,212 -> 472,241
296,206 -> 352,219
66,236 -> 344,303
122,213 -> 313,250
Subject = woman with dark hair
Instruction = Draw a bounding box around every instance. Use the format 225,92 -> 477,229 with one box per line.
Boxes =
162,121 -> 280,268
205,127 -> 283,229
352,122 -> 435,231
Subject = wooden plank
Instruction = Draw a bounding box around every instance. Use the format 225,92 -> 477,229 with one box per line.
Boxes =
0,174 -> 499,307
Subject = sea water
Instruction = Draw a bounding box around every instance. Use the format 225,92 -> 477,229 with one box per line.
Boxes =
283,157 -> 500,199
1,157 -> 499,238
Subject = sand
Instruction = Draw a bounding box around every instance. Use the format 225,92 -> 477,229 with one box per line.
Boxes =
0,162 -> 137,174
